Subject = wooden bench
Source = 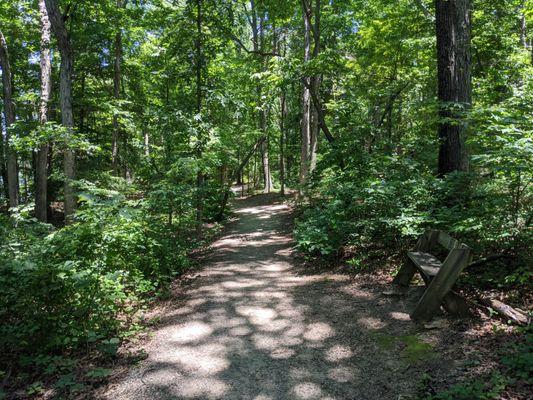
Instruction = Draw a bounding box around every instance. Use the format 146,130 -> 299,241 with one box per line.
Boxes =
393,230 -> 473,321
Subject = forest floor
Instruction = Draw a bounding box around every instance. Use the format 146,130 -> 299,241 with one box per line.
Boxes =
96,193 -> 518,400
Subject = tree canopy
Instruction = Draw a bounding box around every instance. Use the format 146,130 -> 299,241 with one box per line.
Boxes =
0,0 -> 531,398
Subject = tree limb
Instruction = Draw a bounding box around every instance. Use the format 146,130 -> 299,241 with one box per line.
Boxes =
301,78 -> 335,143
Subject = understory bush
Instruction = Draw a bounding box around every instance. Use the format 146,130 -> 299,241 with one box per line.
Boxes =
295,146 -> 532,278
0,182 -> 194,363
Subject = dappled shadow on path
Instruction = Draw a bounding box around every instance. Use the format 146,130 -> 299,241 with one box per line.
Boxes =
102,194 -> 457,400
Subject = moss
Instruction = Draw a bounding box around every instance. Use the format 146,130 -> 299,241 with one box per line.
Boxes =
372,332 -> 436,364
372,332 -> 396,350
399,335 -> 436,363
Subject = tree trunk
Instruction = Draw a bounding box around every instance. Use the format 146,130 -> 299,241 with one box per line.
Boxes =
195,0 -> 204,238
309,0 -> 321,175
300,0 -> 321,190
35,0 -> 52,222
520,2 -> 528,49
436,0 -> 471,176
0,30 -> 19,208
45,0 -> 76,221
112,1 -> 124,175
143,124 -> 150,156
279,92 -> 287,196
1,148 -> 8,201
300,2 -> 312,190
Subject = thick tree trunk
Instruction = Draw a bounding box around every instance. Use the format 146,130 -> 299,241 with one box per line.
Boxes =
436,0 -> 471,176
0,30 -> 19,208
35,0 -> 52,222
300,0 -> 321,190
45,0 -> 76,221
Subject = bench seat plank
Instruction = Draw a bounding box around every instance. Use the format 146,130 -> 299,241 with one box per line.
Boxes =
407,251 -> 441,278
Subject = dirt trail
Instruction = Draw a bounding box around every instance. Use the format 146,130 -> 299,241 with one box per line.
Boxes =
102,194 -> 460,400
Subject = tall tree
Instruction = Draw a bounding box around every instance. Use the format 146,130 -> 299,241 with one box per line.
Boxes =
44,0 -> 76,220
0,30 -> 19,208
112,0 -> 126,175
0,31 -> 19,208
35,0 -> 52,222
299,0 -> 320,190
249,0 -> 272,193
279,90 -> 287,196
195,0 -> 204,237
436,0 -> 472,175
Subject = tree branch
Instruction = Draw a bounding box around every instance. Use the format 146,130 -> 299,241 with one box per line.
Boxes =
301,78 -> 335,143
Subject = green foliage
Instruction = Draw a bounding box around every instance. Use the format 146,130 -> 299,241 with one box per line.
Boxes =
501,331 -> 533,383
422,373 -> 507,400
419,330 -> 533,399
0,180 -> 192,359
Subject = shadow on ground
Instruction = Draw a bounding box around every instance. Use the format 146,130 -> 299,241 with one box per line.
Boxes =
101,194 -> 462,400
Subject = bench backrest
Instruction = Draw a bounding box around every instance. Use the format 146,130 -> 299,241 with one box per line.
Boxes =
436,231 -> 460,250
419,230 -> 470,253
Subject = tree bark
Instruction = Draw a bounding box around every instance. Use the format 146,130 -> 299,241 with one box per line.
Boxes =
195,0 -> 204,237
279,92 -> 287,196
520,2 -> 528,49
300,1 -> 312,190
45,0 -> 76,221
309,0 -> 321,174
250,2 -> 272,194
436,0 -> 471,176
35,0 -> 52,222
0,30 -> 19,208
111,31 -> 122,173
300,0 -> 321,190
143,125 -> 150,156
1,150 -> 8,201
112,0 -> 126,175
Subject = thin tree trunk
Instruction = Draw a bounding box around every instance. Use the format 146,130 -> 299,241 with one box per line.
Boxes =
520,2 -> 528,49
195,0 -> 204,237
436,0 -> 471,175
1,147 -> 8,201
143,124 -> 150,156
309,0 -> 321,175
35,0 -> 52,222
251,3 -> 272,194
0,30 -> 19,208
300,1 -> 312,190
112,1 -> 124,174
280,92 -> 287,196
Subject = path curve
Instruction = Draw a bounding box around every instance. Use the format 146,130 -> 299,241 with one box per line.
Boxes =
102,194 -> 453,400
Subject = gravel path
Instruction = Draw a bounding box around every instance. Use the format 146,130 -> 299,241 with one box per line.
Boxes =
101,194 -> 456,400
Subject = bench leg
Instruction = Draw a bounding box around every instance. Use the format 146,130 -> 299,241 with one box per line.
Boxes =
392,258 -> 417,287
443,291 -> 471,317
410,248 -> 471,321
411,290 -> 445,321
